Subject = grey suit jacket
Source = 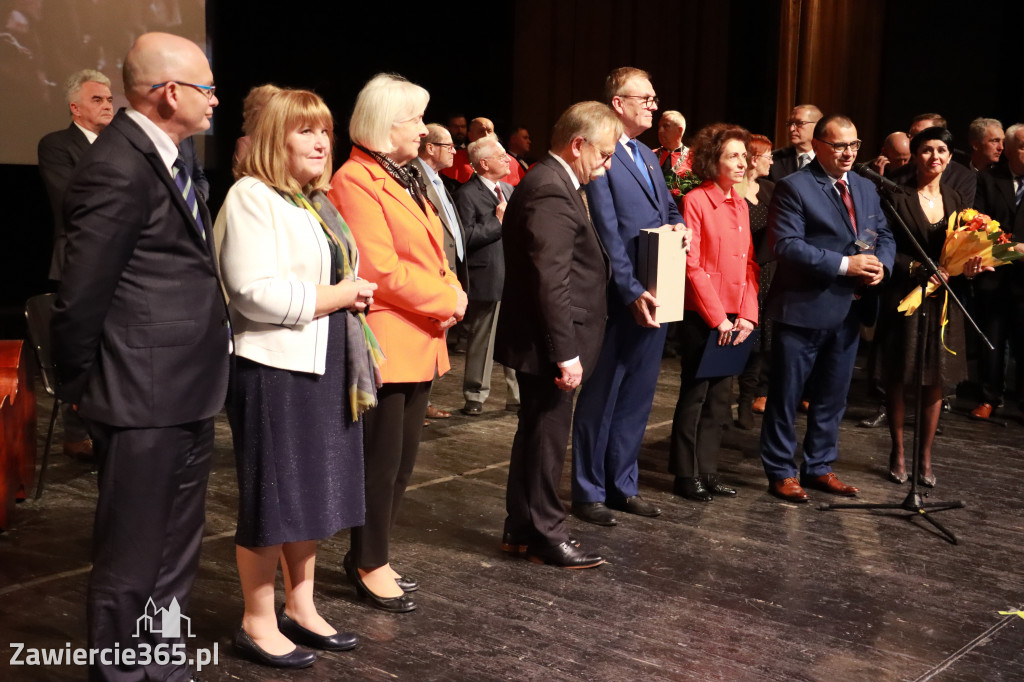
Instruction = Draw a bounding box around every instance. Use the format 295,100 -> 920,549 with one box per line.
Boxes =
411,157 -> 469,292
38,123 -> 91,280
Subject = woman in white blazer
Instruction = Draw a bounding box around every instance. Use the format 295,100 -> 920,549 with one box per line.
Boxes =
216,89 -> 379,670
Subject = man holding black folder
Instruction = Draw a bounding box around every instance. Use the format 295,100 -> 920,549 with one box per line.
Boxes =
759,114 -> 894,502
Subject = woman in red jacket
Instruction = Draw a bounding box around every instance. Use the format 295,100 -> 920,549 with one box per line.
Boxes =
669,123 -> 759,502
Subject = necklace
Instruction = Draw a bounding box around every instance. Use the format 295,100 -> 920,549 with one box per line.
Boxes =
918,189 -> 940,208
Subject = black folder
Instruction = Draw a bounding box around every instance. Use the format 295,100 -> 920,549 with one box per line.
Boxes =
695,328 -> 759,379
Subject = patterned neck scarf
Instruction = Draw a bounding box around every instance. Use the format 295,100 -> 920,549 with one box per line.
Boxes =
355,144 -> 431,215
290,189 -> 383,420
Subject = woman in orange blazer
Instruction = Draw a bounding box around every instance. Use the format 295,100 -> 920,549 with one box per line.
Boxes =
328,73 -> 467,613
669,123 -> 759,502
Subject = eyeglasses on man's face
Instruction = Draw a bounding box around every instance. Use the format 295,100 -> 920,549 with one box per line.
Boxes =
428,141 -> 455,152
151,81 -> 216,100
617,94 -> 659,109
787,119 -> 814,129
816,139 -> 862,153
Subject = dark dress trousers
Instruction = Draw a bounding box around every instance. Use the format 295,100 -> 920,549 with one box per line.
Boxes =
572,138 -> 684,505
495,155 -> 609,545
38,122 -> 91,280
758,159 -> 895,482
52,109 -> 230,682
973,160 -> 1024,403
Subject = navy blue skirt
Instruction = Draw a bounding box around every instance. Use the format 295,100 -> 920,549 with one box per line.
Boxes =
228,313 -> 365,547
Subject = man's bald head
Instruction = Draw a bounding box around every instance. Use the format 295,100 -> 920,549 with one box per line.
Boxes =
881,131 -> 911,170
123,32 -> 217,143
468,117 -> 494,143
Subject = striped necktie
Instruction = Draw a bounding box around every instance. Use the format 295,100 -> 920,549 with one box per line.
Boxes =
172,157 -> 205,240
1015,176 -> 1024,207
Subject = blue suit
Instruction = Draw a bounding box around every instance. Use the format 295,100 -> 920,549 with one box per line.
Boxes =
759,160 -> 895,480
572,138 -> 684,504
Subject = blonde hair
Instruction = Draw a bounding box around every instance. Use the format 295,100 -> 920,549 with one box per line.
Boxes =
660,110 -> 686,131
550,101 -> 622,150
236,89 -> 334,194
242,84 -> 282,136
349,73 -> 429,153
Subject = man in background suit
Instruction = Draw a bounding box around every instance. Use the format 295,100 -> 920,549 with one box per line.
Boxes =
444,116 -> 495,184
411,123 -> 469,420
38,68 -> 114,283
759,114 -> 894,502
970,123 -> 1024,420
507,126 -> 532,172
412,123 -> 469,291
496,101 -> 620,569
37,68 -> 113,461
570,66 -> 689,526
455,135 -> 519,415
769,104 -> 822,182
51,32 -> 229,682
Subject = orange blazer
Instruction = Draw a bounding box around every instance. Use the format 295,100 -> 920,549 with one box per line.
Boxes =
328,147 -> 462,383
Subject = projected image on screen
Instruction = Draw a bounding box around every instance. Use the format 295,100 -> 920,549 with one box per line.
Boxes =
0,0 -> 207,165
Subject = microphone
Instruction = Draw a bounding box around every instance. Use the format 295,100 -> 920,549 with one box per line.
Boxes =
852,162 -> 902,192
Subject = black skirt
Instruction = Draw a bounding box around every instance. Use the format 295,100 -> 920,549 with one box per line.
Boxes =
229,312 -> 365,547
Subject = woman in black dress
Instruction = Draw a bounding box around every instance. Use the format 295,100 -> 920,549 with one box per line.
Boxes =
878,127 -> 987,487
736,133 -> 776,428
217,89 -> 379,668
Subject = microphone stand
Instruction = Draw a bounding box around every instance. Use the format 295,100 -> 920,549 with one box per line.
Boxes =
820,180 -> 992,545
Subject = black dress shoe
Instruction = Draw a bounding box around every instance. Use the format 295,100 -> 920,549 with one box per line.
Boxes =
526,541 -> 605,569
395,575 -> 418,593
570,502 -> 617,526
673,477 -> 712,502
501,531 -> 529,556
233,627 -> 317,669
607,495 -> 661,517
343,553 -> 416,613
277,611 -> 357,652
701,474 -> 737,496
461,400 -> 483,416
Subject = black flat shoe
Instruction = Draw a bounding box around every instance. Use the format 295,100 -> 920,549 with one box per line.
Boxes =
277,611 -> 357,652
701,474 -> 737,496
673,477 -> 712,502
233,626 -> 317,669
343,553 -> 416,613
395,575 -> 419,593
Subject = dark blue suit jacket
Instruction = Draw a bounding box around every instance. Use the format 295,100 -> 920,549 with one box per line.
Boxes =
765,160 -> 895,330
585,139 -> 683,308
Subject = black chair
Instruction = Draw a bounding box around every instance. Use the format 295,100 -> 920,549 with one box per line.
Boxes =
24,293 -> 60,499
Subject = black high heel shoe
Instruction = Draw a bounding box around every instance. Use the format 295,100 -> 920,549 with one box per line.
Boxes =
277,610 -> 357,651
343,553 -> 416,613
887,453 -> 908,484
233,626 -> 317,669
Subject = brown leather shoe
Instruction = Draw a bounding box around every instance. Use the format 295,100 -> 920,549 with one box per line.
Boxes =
800,472 -> 859,496
970,402 -> 993,420
751,396 -> 767,414
425,404 -> 452,419
768,477 -> 809,503
63,439 -> 94,460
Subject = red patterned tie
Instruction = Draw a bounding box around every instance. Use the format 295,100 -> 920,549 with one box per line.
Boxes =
495,185 -> 505,203
836,178 -> 857,234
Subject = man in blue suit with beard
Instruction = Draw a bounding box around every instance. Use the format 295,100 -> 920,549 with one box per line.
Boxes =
570,66 -> 690,526
759,114 -> 894,502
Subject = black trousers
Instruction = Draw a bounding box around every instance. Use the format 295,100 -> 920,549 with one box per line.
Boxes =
87,418 -> 214,682
504,371 -> 574,546
351,381 -> 431,569
974,289 -> 1024,404
669,317 -> 733,478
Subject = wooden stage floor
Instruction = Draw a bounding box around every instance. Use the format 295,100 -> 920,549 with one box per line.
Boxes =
2,353 -> 1023,681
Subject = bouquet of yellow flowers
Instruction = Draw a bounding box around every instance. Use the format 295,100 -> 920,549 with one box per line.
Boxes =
897,208 -> 1022,316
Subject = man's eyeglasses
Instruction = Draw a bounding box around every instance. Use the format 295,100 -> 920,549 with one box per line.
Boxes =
815,139 -> 862,153
787,119 -> 814,129
617,94 -> 659,109
584,139 -> 614,162
151,81 -> 216,100
428,141 -> 455,152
